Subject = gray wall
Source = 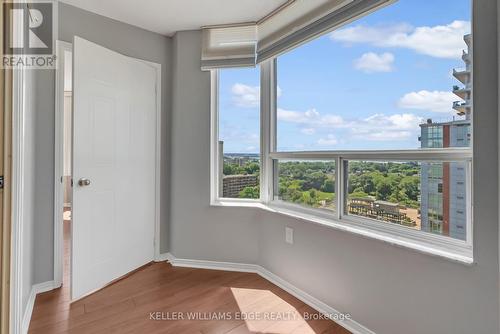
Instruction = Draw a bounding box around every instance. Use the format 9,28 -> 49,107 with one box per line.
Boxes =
32,69 -> 56,283
30,3 -> 173,284
21,69 -> 36,316
497,0 -> 500,328
169,31 -> 260,263
168,0 -> 499,332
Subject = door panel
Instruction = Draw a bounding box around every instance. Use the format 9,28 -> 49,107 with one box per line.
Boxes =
72,36 -> 157,300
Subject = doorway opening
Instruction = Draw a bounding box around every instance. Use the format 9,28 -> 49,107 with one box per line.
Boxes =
61,46 -> 73,292
53,40 -> 74,294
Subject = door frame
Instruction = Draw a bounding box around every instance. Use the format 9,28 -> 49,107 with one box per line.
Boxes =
9,8 -> 27,332
53,40 -> 162,289
0,2 -> 13,333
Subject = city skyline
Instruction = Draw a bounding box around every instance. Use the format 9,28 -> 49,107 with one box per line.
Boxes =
219,0 -> 471,153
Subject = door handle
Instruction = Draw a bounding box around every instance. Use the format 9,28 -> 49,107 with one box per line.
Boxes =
78,178 -> 91,187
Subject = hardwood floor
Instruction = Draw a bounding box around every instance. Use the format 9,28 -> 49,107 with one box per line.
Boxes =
28,210 -> 350,334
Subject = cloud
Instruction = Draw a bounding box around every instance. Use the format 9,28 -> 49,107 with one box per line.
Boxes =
301,128 -> 316,135
231,83 -> 283,108
360,130 -> 413,141
277,86 -> 283,98
277,108 -> 346,127
331,20 -> 470,59
318,134 -> 338,146
277,108 -> 319,123
349,113 -> 423,141
231,83 -> 259,108
331,23 -> 413,44
278,104 -> 423,141
220,123 -> 259,145
398,90 -> 457,113
363,113 -> 422,130
354,52 -> 395,73
244,146 -> 257,152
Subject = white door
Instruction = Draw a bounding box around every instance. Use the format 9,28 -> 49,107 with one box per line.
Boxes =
71,36 -> 158,300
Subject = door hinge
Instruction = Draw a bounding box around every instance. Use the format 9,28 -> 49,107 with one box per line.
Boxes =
0,176 -> 4,189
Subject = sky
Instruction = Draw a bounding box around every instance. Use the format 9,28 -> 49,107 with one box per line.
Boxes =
219,0 -> 472,153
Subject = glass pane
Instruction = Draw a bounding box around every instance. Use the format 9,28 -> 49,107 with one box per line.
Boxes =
276,160 -> 336,212
276,0 -> 472,151
345,160 -> 468,241
219,67 -> 260,199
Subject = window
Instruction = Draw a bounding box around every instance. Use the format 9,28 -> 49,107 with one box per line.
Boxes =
421,126 -> 444,149
211,0 -> 473,262
273,0 -> 472,240
215,67 -> 261,200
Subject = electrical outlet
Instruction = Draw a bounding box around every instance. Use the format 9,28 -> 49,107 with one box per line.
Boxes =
285,227 -> 294,244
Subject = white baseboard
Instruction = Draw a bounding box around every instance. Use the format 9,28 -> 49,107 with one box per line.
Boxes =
166,255 -> 260,273
155,252 -> 172,262
162,253 -> 375,334
22,281 -> 57,334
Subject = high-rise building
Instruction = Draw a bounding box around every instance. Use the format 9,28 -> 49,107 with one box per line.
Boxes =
419,34 -> 471,240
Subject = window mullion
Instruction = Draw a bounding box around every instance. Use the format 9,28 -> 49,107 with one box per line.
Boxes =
209,70 -> 220,203
335,157 -> 342,220
260,60 -> 275,204
269,149 -> 472,161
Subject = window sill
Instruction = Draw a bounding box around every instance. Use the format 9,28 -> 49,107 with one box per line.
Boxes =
211,199 -> 474,265
211,199 -> 267,208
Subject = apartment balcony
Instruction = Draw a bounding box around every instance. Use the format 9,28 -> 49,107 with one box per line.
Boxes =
462,50 -> 471,64
464,33 -> 472,48
453,69 -> 471,85
453,85 -> 471,100
453,100 -> 472,115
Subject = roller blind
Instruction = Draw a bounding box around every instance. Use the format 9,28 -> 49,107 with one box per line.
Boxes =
201,24 -> 258,71
257,0 -> 395,63
200,0 -> 395,69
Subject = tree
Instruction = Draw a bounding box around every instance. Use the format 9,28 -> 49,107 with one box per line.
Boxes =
223,161 -> 260,176
289,188 -> 303,203
349,191 -> 370,199
309,189 -> 317,199
321,179 -> 335,193
239,186 -> 260,199
302,190 -> 316,206
244,162 -> 260,175
360,174 -> 376,194
223,163 -> 246,175
376,180 -> 392,201
400,176 -> 419,201
277,160 -> 422,208
303,171 -> 327,190
223,163 -> 235,175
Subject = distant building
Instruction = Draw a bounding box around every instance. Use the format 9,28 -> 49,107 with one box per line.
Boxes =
218,141 -> 260,198
419,34 -> 471,240
223,174 -> 258,198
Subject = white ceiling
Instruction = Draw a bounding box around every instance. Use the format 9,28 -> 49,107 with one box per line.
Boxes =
60,0 -> 289,36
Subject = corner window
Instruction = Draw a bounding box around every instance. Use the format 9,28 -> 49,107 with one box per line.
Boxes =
211,0 -> 473,262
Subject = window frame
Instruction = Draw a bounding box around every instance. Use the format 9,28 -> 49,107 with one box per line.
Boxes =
210,69 -> 263,204
210,11 -> 474,265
